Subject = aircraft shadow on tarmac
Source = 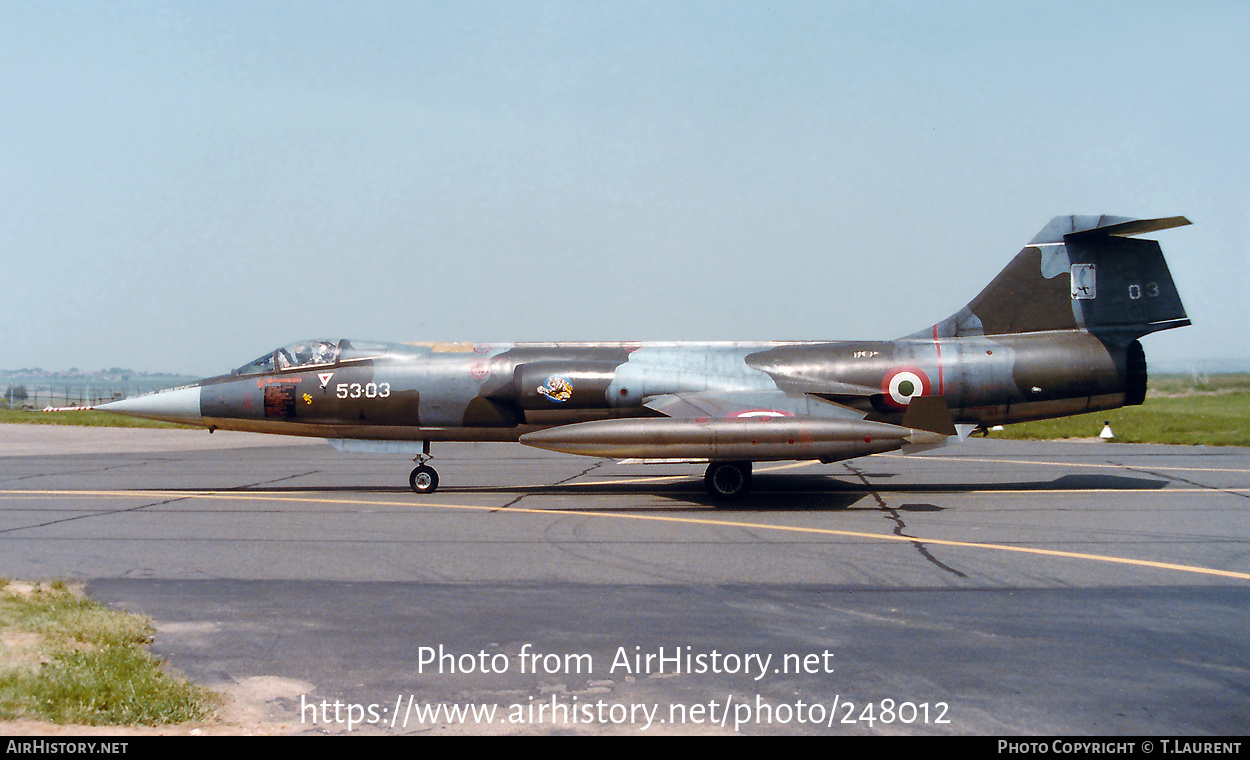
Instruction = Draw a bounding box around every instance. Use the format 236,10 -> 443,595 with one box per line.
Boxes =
154,470 -> 1171,512
505,471 -> 1173,511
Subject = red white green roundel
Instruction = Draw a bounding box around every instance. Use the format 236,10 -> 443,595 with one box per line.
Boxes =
881,366 -> 931,409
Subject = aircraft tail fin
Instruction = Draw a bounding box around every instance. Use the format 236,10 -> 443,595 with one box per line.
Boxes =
918,215 -> 1190,342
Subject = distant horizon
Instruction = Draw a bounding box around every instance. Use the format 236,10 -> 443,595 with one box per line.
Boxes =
3,3 -> 1245,376
1,367 -> 198,379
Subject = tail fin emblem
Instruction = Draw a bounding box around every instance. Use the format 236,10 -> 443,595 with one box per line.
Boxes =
1071,264 -> 1096,300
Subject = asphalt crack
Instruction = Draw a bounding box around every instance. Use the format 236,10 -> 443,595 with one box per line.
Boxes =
842,462 -> 967,578
0,460 -> 153,485
1115,462 -> 1250,502
0,493 -> 197,536
0,470 -> 322,535
228,470 -> 321,490
493,461 -> 605,511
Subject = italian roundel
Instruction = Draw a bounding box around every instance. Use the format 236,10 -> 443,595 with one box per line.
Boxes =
881,366 -> 931,409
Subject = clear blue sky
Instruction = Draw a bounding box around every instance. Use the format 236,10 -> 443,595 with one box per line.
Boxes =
2,1 -> 1245,376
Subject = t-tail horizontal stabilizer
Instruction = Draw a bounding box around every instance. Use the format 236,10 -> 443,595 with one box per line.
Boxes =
921,215 -> 1190,342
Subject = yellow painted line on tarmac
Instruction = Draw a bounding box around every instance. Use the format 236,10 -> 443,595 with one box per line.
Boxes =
881,453 -> 1250,475
3,485 -> 1250,500
2,488 -> 1248,582
957,488 -> 1250,496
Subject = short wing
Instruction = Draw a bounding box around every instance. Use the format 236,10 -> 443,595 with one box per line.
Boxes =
642,389 -> 867,421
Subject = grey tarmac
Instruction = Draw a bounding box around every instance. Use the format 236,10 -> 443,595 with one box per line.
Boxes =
1,426 -> 1248,734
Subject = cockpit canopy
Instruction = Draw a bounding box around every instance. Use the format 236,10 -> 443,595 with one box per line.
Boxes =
234,339 -> 342,376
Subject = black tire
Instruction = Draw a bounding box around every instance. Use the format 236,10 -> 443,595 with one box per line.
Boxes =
704,461 -> 752,500
410,465 -> 439,494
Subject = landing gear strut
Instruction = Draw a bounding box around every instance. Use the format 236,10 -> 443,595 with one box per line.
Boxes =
704,461 -> 752,500
409,441 -> 439,494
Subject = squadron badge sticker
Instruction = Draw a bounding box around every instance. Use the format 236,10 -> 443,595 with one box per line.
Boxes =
537,375 -> 574,403
1071,264 -> 1096,300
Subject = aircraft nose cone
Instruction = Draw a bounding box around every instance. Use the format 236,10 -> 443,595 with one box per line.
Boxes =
96,385 -> 203,424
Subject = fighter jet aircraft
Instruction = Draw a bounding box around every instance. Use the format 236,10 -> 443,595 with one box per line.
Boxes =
98,215 -> 1190,499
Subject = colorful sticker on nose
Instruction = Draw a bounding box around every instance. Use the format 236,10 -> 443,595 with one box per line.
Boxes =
881,366 -> 931,409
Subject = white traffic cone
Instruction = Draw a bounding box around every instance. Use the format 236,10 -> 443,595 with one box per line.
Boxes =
1100,421 -> 1115,440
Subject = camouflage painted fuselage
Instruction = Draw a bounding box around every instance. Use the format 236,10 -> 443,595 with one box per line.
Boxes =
183,331 -> 1134,441
99,215 -> 1189,469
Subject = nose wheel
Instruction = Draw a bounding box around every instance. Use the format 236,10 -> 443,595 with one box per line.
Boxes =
410,464 -> 439,494
409,441 -> 439,494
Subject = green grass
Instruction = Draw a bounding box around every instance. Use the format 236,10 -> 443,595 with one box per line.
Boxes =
1146,372 -> 1250,395
0,409 -> 194,428
0,580 -> 218,725
994,391 -> 1250,446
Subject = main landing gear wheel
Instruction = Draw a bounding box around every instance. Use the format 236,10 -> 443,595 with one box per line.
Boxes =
410,465 -> 439,494
704,461 -> 752,501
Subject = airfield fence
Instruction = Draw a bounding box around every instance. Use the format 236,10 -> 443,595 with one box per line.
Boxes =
3,382 -> 188,410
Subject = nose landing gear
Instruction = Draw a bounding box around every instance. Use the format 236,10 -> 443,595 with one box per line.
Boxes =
409,441 -> 439,494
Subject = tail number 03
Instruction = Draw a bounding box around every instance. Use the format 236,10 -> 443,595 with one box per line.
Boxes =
336,382 -> 391,399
